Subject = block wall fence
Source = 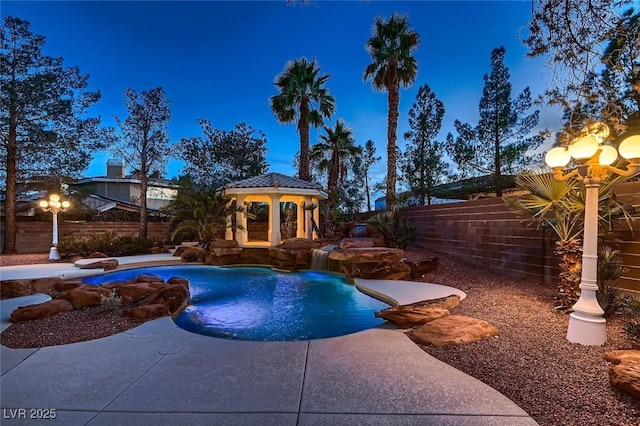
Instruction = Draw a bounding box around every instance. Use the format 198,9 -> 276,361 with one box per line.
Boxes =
401,181 -> 640,295
10,222 -> 171,254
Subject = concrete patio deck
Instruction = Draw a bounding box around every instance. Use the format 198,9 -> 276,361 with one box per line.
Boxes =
0,256 -> 537,425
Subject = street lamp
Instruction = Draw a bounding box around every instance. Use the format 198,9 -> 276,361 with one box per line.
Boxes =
545,123 -> 640,345
38,194 -> 71,261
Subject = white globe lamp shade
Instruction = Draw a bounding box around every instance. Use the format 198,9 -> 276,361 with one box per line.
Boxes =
61,201 -> 71,209
545,147 -> 571,168
49,194 -> 60,202
38,200 -> 49,208
598,145 -> 618,166
568,135 -> 599,160
619,135 -> 640,160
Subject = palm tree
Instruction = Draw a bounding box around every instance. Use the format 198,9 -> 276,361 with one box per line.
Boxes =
505,170 -> 636,309
270,58 -> 336,181
364,13 -> 420,203
310,119 -> 361,208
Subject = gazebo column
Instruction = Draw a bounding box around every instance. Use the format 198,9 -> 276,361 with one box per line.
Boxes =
304,197 -> 313,239
296,200 -> 304,238
312,197 -> 320,239
270,194 -> 282,246
235,195 -> 246,246
225,199 -> 233,241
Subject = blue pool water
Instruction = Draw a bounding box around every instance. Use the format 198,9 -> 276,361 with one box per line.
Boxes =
82,266 -> 389,341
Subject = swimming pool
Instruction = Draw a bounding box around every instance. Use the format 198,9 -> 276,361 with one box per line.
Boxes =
82,265 -> 389,341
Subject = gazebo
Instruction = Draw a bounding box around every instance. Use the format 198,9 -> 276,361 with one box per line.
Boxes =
222,173 -> 327,247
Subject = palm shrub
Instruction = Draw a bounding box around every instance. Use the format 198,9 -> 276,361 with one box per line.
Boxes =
505,170 -> 635,310
596,246 -> 629,318
164,186 -> 246,246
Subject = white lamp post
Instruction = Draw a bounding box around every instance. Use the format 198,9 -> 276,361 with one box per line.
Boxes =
38,194 -> 71,261
544,123 -> 640,345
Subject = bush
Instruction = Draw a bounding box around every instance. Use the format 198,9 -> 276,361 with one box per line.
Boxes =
596,246 -> 629,318
624,319 -> 640,342
58,232 -> 157,258
366,209 -> 416,249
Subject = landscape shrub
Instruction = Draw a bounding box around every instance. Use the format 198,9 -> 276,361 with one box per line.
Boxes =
58,232 -> 157,258
596,247 -> 629,318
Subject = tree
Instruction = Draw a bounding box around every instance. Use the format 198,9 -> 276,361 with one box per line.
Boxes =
0,16 -> 103,253
309,119 -> 360,209
401,84 -> 449,205
270,57 -> 335,181
364,13 -> 420,204
112,87 -> 171,239
179,120 -> 268,189
446,47 -> 542,196
361,140 -> 381,211
525,1 -> 639,134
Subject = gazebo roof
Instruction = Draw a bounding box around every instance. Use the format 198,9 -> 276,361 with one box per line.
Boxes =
224,173 -> 324,191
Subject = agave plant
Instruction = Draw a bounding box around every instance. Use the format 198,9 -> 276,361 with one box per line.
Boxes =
505,169 -> 636,309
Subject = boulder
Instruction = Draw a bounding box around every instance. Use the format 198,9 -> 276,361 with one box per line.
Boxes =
30,278 -> 63,295
406,256 -> 439,278
1,280 -> 32,299
87,252 -> 109,258
605,350 -> 640,400
110,282 -> 158,304
173,246 -> 187,257
150,246 -> 169,254
77,259 -> 119,271
56,285 -> 112,309
134,274 -> 164,284
181,246 -> 207,263
134,285 -> 189,316
209,239 -> 239,249
10,299 -> 74,322
167,277 -> 190,291
351,261 -> 412,280
339,238 -> 375,250
329,247 -> 404,263
126,303 -> 169,320
402,294 -> 461,311
411,315 -> 499,347
278,238 -> 314,250
375,306 -> 450,328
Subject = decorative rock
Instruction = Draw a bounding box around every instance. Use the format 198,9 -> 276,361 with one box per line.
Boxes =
403,294 -> 461,311
406,256 -> 439,278
77,259 -> 119,271
605,350 -> 640,400
167,277 -> 189,290
329,247 -> 404,263
30,278 -> 63,295
375,306 -> 450,328
134,274 -> 164,283
339,238 -> 375,250
126,303 -> 168,320
351,261 -> 412,280
87,252 -> 109,258
110,282 -> 158,304
56,285 -> 112,309
1,280 -> 32,299
10,299 -> 74,322
278,238 -> 314,250
173,246 -> 187,257
411,315 -> 499,347
181,246 -> 207,263
135,285 -> 189,316
209,239 -> 239,249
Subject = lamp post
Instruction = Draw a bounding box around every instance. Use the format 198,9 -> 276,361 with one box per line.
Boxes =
544,123 -> 640,345
38,194 -> 71,261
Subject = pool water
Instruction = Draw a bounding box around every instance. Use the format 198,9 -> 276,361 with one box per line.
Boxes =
82,265 -> 389,341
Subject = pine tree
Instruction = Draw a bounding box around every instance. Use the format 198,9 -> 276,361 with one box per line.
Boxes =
401,84 -> 449,205
1,16 -> 104,253
446,47 -> 541,196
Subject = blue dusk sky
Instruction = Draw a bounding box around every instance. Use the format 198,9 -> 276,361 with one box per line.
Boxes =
2,0 -> 560,186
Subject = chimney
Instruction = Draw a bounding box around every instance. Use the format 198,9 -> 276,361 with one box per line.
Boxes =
106,159 -> 125,178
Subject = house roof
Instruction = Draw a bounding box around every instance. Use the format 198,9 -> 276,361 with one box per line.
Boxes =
224,173 -> 323,191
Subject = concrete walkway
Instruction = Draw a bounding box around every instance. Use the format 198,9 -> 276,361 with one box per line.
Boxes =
0,256 -> 537,425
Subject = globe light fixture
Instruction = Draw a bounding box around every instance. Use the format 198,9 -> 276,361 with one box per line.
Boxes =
38,194 -> 71,261
544,123 -> 640,345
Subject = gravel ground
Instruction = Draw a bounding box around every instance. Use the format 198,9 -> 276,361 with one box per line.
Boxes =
1,251 -> 639,424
